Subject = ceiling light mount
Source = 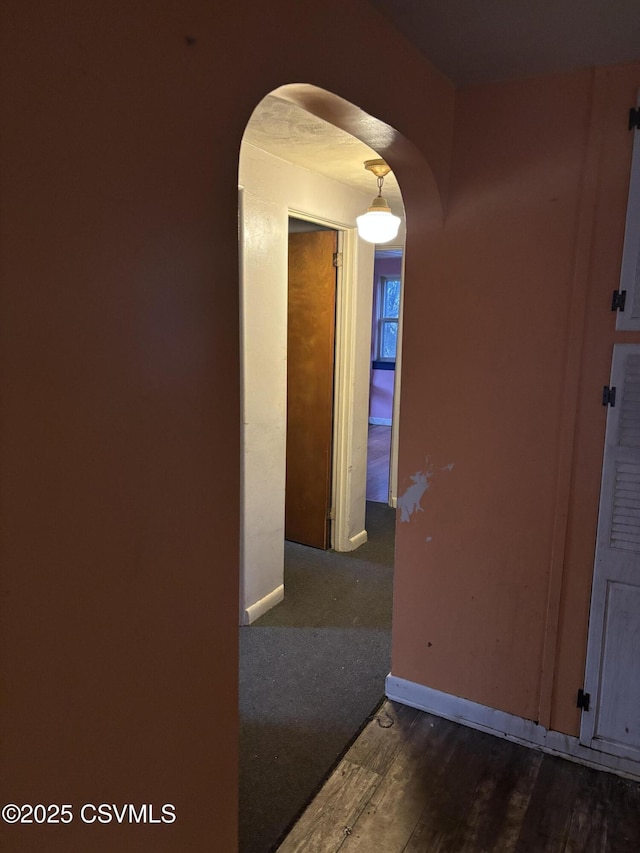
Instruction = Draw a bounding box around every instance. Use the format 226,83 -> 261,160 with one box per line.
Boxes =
363,158 -> 392,179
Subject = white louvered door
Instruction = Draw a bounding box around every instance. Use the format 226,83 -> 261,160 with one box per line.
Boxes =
580,344 -> 640,760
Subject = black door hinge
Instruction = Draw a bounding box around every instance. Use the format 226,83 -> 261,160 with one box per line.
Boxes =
577,688 -> 591,711
602,386 -> 617,407
611,289 -> 627,312
630,106 -> 640,130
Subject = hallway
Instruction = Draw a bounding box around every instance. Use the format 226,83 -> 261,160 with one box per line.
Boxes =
239,503 -> 395,853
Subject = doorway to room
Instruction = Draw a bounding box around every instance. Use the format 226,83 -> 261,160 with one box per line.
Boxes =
367,247 -> 404,506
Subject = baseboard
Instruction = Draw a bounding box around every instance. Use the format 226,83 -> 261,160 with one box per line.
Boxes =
335,529 -> 368,552
385,674 -> 640,782
242,585 -> 284,626
369,417 -> 392,426
350,529 -> 367,550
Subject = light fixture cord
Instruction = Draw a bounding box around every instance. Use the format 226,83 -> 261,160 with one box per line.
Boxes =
377,175 -> 384,197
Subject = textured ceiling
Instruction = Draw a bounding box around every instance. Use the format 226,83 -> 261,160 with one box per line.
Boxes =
243,95 -> 403,213
367,0 -> 640,86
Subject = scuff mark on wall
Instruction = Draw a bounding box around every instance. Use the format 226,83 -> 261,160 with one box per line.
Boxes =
398,470 -> 432,522
397,459 -> 454,523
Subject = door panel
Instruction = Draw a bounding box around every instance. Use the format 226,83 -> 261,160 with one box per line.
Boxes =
595,582 -> 640,756
581,344 -> 640,760
285,230 -> 338,549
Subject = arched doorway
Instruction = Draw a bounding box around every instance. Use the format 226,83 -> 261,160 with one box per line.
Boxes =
236,84 -> 441,853
238,88 -> 406,626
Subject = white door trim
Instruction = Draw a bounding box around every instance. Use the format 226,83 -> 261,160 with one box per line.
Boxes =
332,226 -> 368,551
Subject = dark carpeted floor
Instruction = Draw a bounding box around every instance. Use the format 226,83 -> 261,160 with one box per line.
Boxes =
239,501 -> 395,853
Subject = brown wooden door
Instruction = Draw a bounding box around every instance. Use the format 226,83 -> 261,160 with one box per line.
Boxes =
285,229 -> 338,549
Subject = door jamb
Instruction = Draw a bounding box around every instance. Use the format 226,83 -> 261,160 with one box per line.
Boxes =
332,225 -> 361,551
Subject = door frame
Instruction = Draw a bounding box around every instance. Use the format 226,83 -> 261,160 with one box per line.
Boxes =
286,214 -> 406,546
287,209 -> 364,552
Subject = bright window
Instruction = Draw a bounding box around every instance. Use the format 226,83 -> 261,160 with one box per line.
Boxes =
375,276 -> 401,362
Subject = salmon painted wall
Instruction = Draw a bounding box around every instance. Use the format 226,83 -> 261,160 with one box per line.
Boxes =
0,1 -> 452,850
392,64 -> 640,735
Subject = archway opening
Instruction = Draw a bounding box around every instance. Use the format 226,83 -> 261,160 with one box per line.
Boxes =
236,83 -> 441,853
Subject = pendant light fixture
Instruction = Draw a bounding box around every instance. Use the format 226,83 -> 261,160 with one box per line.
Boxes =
356,159 -> 401,244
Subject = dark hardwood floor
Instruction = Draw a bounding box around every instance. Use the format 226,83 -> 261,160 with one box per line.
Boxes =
277,700 -> 640,853
367,424 -> 392,503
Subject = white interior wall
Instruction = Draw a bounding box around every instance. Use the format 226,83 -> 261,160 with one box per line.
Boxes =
238,142 -> 381,623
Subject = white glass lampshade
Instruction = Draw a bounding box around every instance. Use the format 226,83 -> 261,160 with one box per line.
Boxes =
356,196 -> 401,244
